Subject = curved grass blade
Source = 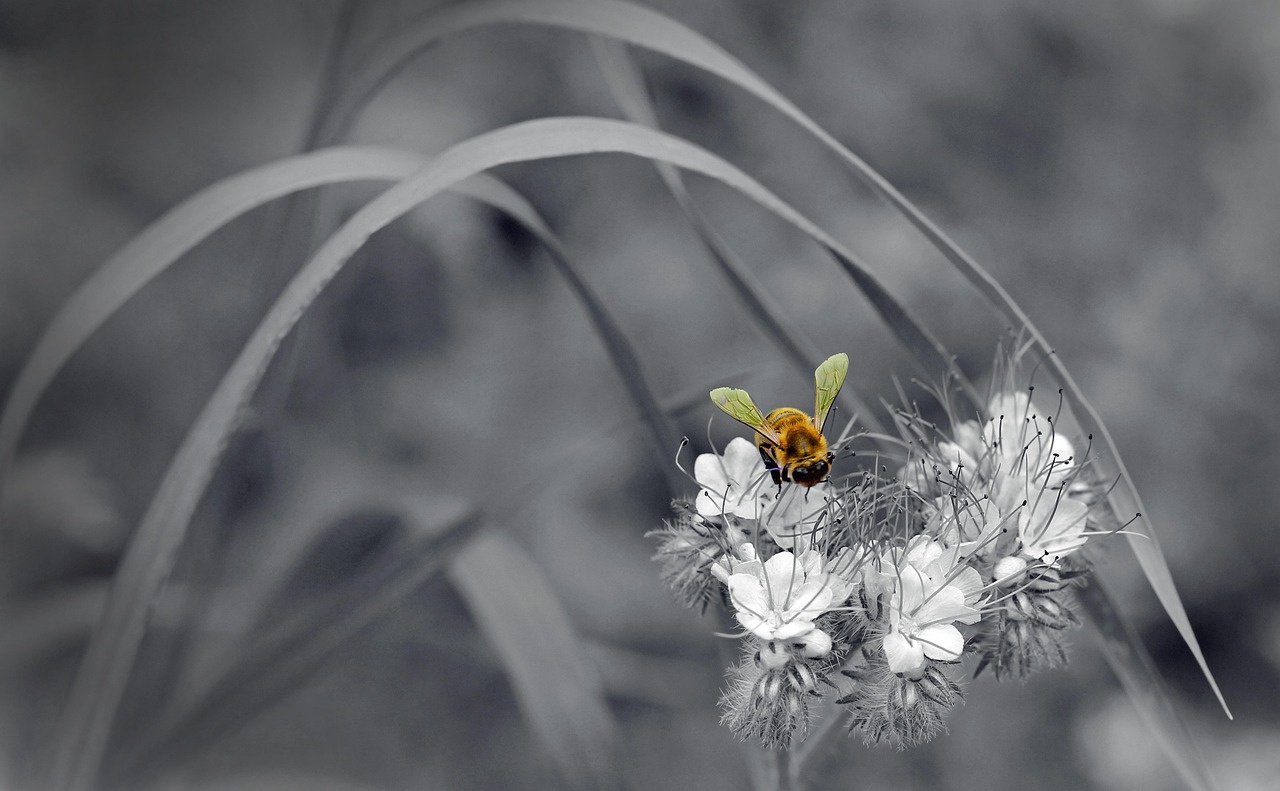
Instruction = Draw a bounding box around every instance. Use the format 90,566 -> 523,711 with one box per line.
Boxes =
0,146 -> 432,498
321,0 -> 974,414
1076,578 -> 1220,791
449,532 -> 617,789
588,37 -> 890,435
317,0 -> 789,150
43,117 -> 975,791
0,145 -> 680,505
113,501 -> 481,788
115,173 -> 653,776
325,0 -> 1225,718
450,176 -> 684,492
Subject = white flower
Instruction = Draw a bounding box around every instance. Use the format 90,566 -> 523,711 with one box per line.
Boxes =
934,417 -> 986,488
927,494 -> 1007,560
881,537 -> 982,676
693,437 -> 828,550
695,437 -> 772,521
983,392 -> 1075,511
950,419 -> 986,463
759,483 -> 831,550
823,545 -> 865,605
1017,495 -> 1089,564
725,545 -> 848,653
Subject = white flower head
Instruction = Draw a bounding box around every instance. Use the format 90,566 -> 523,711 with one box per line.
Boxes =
1017,494 -> 1089,564
725,545 -> 850,654
695,437 -> 772,521
927,494 -> 1008,560
761,482 -> 832,550
693,437 -> 828,550
983,391 -> 1076,511
880,537 -> 982,676
933,417 -> 986,489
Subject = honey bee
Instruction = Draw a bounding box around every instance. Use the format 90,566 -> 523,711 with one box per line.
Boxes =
710,353 -> 849,488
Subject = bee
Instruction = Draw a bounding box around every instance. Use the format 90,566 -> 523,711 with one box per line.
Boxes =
710,353 -> 849,488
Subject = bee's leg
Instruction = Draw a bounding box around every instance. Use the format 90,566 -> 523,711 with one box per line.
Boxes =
758,447 -> 783,491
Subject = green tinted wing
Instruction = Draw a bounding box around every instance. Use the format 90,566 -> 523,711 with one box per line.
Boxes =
710,387 -> 781,444
813,353 -> 849,433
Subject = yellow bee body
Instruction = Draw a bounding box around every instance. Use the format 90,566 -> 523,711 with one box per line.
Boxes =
756,407 -> 830,486
710,354 -> 849,488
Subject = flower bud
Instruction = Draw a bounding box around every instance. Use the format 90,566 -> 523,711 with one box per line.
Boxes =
994,555 -> 1028,586
843,658 -> 964,747
793,629 -> 833,659
721,647 -> 828,749
757,640 -> 792,670
647,513 -> 730,612
983,586 -> 1079,680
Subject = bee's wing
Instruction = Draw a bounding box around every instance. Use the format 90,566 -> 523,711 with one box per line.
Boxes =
710,387 -> 782,445
813,352 -> 849,433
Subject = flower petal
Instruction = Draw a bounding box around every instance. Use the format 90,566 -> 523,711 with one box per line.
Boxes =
784,580 -> 833,618
987,391 -> 1033,430
762,485 -> 829,549
919,588 -> 980,628
952,419 -> 985,461
762,551 -> 799,605
895,565 -> 929,612
883,630 -> 926,675
1021,497 -> 1088,559
693,451 -> 729,493
798,549 -> 824,579
950,567 -> 986,621
905,535 -> 943,568
694,488 -> 728,518
919,624 -> 965,661
726,574 -> 768,614
723,437 -> 765,482
773,619 -> 817,641
734,610 -> 770,638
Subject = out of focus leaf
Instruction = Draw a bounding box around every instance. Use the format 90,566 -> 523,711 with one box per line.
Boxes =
33,147 -> 423,791
2,449 -> 124,555
451,176 -> 683,491
177,771 -> 388,791
449,532 -> 617,790
588,37 -> 890,434
322,0 -> 972,406
1076,578 -> 1220,791
0,146 -> 430,492
324,0 -> 1226,720
0,582 -> 106,671
113,499 -> 480,787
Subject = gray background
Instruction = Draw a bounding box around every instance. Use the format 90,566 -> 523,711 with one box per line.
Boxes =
1,1 -> 1276,789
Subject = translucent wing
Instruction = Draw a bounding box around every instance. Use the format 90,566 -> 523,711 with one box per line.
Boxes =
710,387 -> 782,444
813,352 -> 849,433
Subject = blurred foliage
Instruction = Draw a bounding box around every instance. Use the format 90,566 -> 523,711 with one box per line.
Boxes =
1,0 -> 1278,789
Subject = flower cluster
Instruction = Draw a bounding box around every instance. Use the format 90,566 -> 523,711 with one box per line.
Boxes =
651,376 -> 1115,750
901,388 -> 1101,680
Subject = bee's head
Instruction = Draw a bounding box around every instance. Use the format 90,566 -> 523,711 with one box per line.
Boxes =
791,459 -> 829,487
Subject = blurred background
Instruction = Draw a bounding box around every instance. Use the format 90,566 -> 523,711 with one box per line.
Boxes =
1,0 -> 1278,789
